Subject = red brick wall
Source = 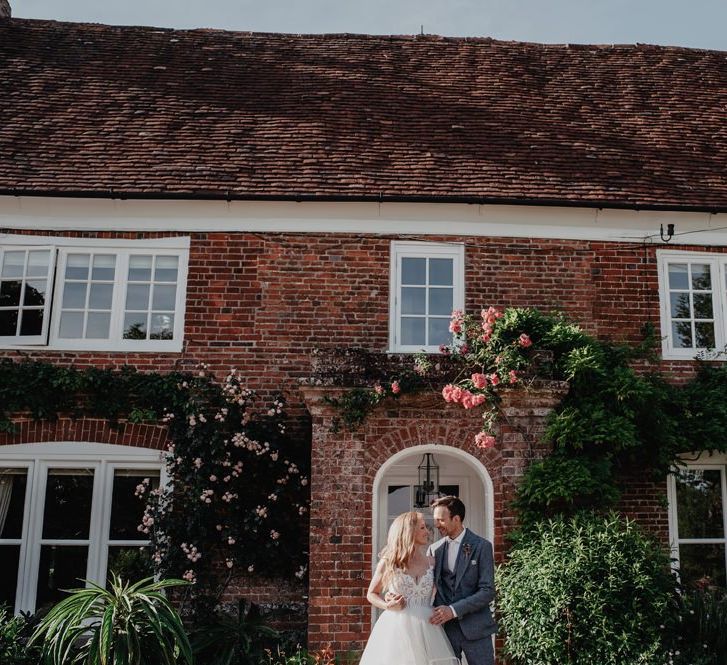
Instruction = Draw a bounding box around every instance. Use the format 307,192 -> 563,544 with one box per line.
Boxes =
1,228 -> 722,650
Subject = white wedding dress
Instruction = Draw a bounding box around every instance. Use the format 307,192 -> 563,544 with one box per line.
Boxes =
358,566 -> 460,665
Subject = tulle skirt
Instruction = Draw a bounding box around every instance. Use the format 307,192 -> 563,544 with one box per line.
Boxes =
358,603 -> 460,665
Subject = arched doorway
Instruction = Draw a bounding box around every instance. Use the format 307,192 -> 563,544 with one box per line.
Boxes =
372,444 -> 494,587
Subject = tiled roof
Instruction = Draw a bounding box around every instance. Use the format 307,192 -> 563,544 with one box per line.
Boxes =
0,18 -> 726,209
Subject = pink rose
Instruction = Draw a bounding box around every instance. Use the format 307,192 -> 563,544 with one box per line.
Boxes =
449,309 -> 464,334
475,432 -> 497,449
442,384 -> 455,402
509,370 -> 518,384
374,384 -> 384,395
391,381 -> 401,394
481,306 -> 502,325
460,343 -> 470,355
488,373 -> 500,386
451,386 -> 464,403
461,391 -> 475,409
471,373 -> 488,389
471,394 -> 486,407
518,333 -> 532,348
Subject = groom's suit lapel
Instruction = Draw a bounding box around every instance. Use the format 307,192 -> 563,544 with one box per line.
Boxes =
454,529 -> 474,590
434,538 -> 445,582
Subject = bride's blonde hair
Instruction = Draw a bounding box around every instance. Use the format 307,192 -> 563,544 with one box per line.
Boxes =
379,511 -> 422,588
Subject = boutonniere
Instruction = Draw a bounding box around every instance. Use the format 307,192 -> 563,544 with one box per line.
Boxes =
462,543 -> 472,559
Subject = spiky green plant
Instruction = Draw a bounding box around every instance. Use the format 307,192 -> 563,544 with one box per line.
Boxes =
29,574 -> 193,665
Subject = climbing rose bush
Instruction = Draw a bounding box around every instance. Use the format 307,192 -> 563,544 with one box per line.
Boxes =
140,366 -> 309,602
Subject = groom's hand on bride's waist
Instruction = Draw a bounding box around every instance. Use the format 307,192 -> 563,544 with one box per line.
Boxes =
429,605 -> 454,625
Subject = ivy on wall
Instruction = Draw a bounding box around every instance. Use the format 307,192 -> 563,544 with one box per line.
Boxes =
323,308 -> 727,529
0,359 -> 309,615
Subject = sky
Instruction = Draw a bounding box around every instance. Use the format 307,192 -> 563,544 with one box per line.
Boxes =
13,0 -> 727,50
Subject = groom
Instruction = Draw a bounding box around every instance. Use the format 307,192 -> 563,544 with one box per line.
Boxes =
428,495 -> 496,665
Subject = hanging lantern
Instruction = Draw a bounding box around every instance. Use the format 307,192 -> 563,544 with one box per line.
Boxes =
414,453 -> 440,508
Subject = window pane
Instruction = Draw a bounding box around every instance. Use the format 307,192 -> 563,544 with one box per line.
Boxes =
19,309 -> 43,336
107,546 -> 154,583
59,311 -> 84,338
23,280 -> 47,307
88,283 -> 113,309
65,254 -> 89,280
42,470 -> 94,540
86,312 -> 111,339
695,322 -> 716,349
401,257 -> 426,285
109,471 -> 160,540
123,313 -> 148,340
36,546 -> 88,612
27,251 -> 51,277
0,280 -> 21,307
387,486 -> 410,516
676,469 -> 724,539
429,288 -> 453,316
428,318 -> 451,347
678,543 -> 726,590
668,264 -> 689,290
429,258 -> 453,286
401,317 -> 425,346
154,256 -> 179,282
0,546 -> 20,609
672,321 -> 692,348
1,252 -> 24,278
128,256 -> 152,282
691,264 -> 712,290
151,285 -> 176,311
150,313 -> 174,340
125,284 -> 150,311
670,292 -> 690,319
62,282 -> 87,309
401,287 -> 426,315
693,293 -> 713,319
0,311 -> 18,336
0,469 -> 28,539
91,255 -> 116,281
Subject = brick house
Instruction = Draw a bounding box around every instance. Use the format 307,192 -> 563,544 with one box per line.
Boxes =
0,8 -> 726,654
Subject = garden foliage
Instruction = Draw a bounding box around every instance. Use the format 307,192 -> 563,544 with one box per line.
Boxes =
29,575 -> 192,665
497,512 -> 676,665
0,606 -> 41,665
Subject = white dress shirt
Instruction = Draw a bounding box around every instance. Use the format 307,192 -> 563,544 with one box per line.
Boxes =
447,527 -> 467,572
446,528 -> 467,618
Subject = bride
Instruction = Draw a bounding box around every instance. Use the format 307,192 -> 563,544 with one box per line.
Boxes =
359,511 -> 460,665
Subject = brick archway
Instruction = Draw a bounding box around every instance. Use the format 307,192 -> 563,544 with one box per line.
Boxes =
300,382 -> 567,653
0,416 -> 170,450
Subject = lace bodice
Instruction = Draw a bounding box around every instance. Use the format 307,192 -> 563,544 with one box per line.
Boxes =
389,566 -> 435,607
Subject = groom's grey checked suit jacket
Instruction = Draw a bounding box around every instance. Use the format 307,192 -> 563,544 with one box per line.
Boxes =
429,528 -> 496,661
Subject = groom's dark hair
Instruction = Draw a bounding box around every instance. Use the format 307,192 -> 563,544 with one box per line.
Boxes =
431,495 -> 465,522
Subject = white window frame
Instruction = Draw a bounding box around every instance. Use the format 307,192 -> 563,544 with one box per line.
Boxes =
657,250 -> 727,360
389,241 -> 465,353
0,442 -> 164,614
0,235 -> 189,352
667,452 -> 727,588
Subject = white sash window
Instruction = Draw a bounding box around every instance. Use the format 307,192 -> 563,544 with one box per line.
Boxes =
0,236 -> 189,352
389,241 -> 464,353
0,443 -> 163,614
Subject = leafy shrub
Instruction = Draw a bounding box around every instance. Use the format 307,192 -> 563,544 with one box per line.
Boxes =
263,645 -> 336,665
513,454 -> 619,526
191,599 -> 279,665
29,575 -> 193,665
668,589 -> 727,665
0,606 -> 41,665
497,512 -> 675,665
